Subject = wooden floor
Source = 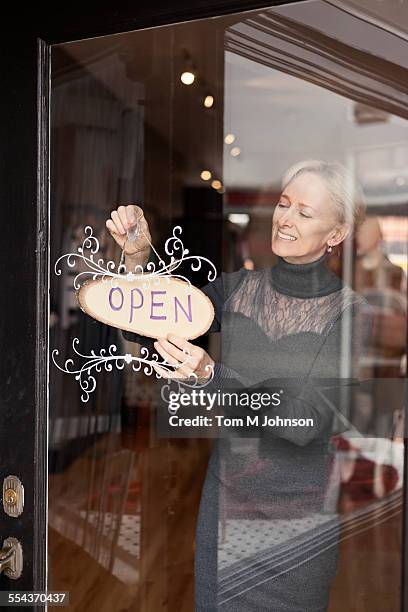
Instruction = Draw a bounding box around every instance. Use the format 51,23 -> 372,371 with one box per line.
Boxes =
47,429 -> 403,611
329,511 -> 402,612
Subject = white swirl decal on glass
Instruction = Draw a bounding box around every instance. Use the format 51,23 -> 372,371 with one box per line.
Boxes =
54,225 -> 217,289
52,225 -> 216,401
52,339 -> 214,403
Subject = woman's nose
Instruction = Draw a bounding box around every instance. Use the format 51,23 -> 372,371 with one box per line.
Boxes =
279,208 -> 294,226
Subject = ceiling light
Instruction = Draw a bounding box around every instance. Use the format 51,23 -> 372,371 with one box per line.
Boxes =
211,180 -> 222,190
224,133 -> 235,145
228,213 -> 250,227
200,170 -> 212,181
230,147 -> 241,157
204,95 -> 214,108
180,71 -> 195,85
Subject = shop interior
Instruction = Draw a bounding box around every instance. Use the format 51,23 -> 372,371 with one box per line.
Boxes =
49,3 -> 407,610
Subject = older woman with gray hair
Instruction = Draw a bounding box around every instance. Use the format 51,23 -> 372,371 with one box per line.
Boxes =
107,159 -> 370,612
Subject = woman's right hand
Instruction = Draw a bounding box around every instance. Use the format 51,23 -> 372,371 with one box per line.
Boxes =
106,204 -> 151,266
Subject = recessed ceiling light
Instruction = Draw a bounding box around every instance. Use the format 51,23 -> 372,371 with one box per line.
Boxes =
228,213 -> 250,227
204,95 -> 214,108
230,147 -> 241,157
180,71 -> 195,85
200,170 -> 212,181
224,134 -> 235,145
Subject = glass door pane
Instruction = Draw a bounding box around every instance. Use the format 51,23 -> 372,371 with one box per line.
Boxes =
49,3 -> 408,610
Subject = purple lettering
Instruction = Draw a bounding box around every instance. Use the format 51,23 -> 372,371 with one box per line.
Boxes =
174,294 -> 192,323
129,288 -> 144,323
150,291 -> 167,320
109,287 -> 124,311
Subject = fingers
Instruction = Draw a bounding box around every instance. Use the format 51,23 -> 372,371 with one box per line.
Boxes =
110,210 -> 126,235
128,204 -> 144,226
154,340 -> 181,366
106,203 -> 150,242
106,219 -> 126,248
152,335 -> 213,381
116,205 -> 141,231
166,334 -> 193,352
155,337 -> 192,364
164,335 -> 202,372
105,219 -> 117,235
106,204 -> 144,234
106,205 -> 152,262
154,339 -> 195,377
106,218 -> 124,236
117,206 -> 129,232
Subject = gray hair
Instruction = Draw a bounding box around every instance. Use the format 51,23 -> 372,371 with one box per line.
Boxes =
281,159 -> 366,231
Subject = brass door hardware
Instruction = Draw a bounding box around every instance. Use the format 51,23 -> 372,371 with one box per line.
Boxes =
2,476 -> 24,518
0,538 -> 23,579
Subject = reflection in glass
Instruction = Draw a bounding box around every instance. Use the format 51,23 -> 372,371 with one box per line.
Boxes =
49,3 -> 407,610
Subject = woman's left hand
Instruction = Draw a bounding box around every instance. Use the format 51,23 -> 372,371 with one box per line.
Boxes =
152,334 -> 215,380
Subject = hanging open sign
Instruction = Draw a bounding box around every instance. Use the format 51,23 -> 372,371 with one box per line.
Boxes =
77,275 -> 214,340
52,225 -> 218,401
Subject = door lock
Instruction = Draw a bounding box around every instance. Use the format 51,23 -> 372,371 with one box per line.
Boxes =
2,476 -> 24,517
0,538 -> 23,579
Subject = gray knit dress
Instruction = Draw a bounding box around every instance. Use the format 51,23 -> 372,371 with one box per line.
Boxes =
194,253 -> 371,611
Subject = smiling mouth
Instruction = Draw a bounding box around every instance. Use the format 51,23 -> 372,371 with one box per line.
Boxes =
276,229 -> 297,241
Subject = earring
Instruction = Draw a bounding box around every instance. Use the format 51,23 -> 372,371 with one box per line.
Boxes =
327,244 -> 333,254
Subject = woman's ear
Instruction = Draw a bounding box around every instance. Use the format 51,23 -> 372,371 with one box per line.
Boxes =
330,223 -> 351,247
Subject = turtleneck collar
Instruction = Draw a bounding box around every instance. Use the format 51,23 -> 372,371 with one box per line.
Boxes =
270,252 -> 343,298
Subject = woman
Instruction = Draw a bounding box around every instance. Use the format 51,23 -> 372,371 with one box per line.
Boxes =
106,160 -> 370,611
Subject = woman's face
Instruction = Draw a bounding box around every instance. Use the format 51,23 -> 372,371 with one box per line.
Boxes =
271,172 -> 349,264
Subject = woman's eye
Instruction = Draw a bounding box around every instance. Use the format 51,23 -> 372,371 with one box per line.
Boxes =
276,202 -> 310,218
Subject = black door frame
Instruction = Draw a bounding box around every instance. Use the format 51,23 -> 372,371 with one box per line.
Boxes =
1,1 -> 407,608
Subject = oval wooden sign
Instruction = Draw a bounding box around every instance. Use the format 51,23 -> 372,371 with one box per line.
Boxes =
77,276 -> 214,340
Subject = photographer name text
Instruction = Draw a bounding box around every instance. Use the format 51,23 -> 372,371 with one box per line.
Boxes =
168,414 -> 314,428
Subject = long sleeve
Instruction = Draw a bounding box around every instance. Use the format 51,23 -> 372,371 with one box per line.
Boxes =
254,300 -> 373,446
